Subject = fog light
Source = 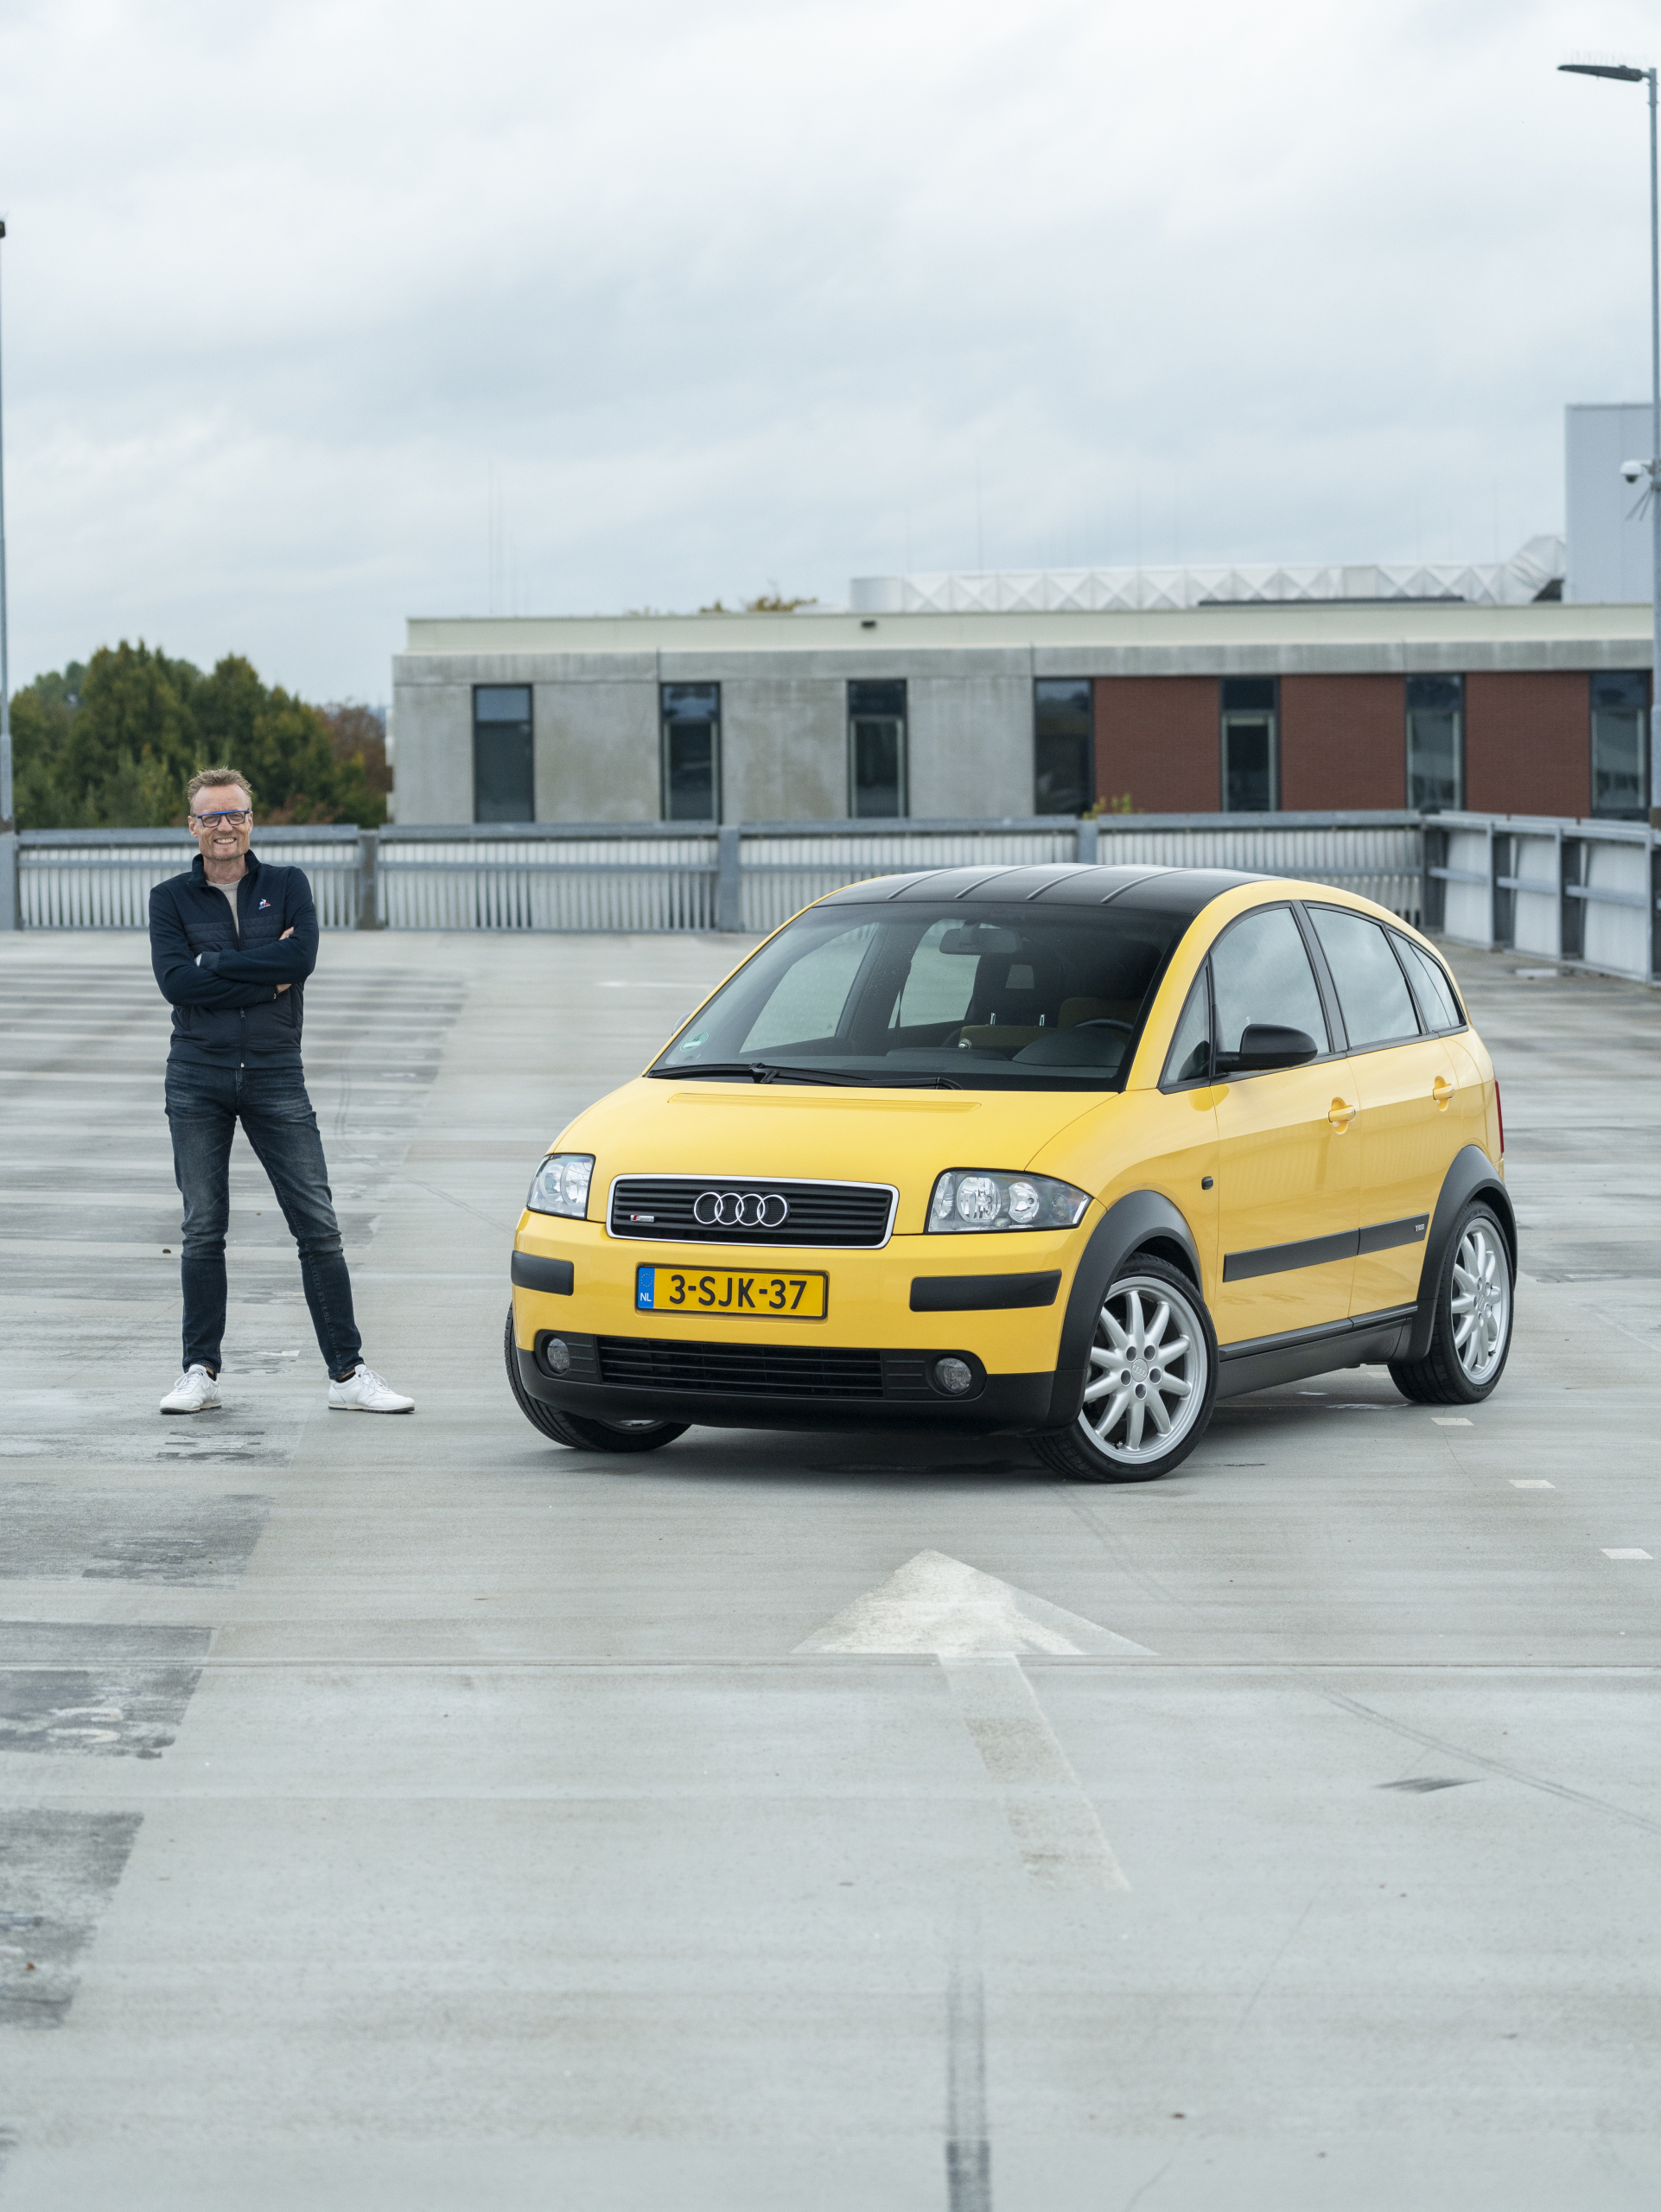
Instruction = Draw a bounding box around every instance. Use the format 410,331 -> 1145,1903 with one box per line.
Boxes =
544,1337 -> 572,1376
932,1357 -> 974,1396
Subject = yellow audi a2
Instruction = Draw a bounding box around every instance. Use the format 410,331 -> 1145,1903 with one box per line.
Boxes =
507,864 -> 1514,1482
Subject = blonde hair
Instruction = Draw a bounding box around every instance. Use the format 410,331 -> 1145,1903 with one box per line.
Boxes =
186,766 -> 256,813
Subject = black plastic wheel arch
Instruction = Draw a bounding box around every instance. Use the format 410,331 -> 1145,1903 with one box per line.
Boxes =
1045,1191 -> 1204,1427
1403,1144 -> 1516,1364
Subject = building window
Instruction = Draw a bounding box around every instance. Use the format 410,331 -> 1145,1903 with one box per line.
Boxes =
1591,671 -> 1649,820
473,685 -> 534,823
849,679 -> 907,817
661,683 -> 721,820
1220,677 -> 1277,812
1406,675 -> 1463,813
1034,679 -> 1093,815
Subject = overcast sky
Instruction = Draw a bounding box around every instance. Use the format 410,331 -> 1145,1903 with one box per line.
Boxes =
0,0 -> 1655,702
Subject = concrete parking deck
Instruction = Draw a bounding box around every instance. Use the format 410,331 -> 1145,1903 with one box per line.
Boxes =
0,928 -> 1657,2210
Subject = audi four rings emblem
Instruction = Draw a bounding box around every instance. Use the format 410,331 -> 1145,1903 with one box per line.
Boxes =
693,1190 -> 789,1229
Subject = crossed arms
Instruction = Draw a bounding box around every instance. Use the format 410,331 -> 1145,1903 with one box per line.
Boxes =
149,880 -> 321,1010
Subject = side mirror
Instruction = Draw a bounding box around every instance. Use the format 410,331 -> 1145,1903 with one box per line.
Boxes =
1228,1023 -> 1319,1073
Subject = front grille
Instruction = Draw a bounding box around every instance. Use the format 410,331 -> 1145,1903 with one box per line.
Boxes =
597,1335 -> 886,1399
608,1176 -> 894,1248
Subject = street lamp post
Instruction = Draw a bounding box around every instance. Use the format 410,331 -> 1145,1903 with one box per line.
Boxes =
1561,62 -> 1661,825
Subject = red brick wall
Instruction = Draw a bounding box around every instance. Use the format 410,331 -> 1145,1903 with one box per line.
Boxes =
1280,676 -> 1406,810
1465,672 -> 1590,817
1094,677 -> 1218,812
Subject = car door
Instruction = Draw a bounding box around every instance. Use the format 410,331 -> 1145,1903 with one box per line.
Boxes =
1207,902 -> 1361,1346
1303,905 -> 1474,1318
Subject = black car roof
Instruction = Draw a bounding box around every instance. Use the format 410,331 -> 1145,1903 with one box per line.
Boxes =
820,861 -> 1268,923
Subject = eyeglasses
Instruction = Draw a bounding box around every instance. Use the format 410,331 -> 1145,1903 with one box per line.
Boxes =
189,809 -> 252,827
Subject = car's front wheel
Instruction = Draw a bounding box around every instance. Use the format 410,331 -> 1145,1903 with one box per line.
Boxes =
503,1311 -> 689,1452
1030,1255 -> 1218,1483
1389,1203 -> 1513,1405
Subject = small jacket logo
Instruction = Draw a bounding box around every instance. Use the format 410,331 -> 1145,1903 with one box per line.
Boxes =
258,899 -> 271,909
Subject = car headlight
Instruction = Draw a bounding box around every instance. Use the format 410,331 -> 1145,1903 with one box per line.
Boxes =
926,1168 -> 1091,1233
526,1153 -> 595,1218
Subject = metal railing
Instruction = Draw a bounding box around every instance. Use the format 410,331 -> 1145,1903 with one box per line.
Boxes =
1423,812 -> 1659,983
10,825 -> 362,930
4,810 -> 1656,982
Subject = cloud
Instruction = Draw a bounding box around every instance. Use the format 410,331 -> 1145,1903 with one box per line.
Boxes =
0,0 -> 1651,697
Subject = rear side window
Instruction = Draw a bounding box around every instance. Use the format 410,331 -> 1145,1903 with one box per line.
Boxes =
1394,935 -> 1464,1032
1308,906 -> 1419,1049
1210,906 -> 1329,1059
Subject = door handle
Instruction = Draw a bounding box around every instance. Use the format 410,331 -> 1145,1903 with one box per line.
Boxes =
1328,1099 -> 1357,1130
1432,1076 -> 1455,1110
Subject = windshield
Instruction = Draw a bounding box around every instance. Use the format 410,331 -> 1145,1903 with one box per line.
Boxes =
650,900 -> 1187,1090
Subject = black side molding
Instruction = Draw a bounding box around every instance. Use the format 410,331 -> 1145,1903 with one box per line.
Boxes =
512,1253 -> 574,1296
1225,1214 -> 1429,1281
1225,1229 -> 1354,1282
910,1271 -> 1061,1313
1403,1146 -> 1516,1363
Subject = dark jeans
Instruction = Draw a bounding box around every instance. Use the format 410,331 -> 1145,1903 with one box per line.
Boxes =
165,1058 -> 362,1379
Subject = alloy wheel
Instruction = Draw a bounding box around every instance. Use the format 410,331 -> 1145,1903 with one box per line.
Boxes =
1078,1272 -> 1209,1469
1451,1219 -> 1510,1384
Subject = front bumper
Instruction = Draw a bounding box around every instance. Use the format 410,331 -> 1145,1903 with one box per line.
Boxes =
514,1335 -> 1075,1433
510,1218 -> 1087,1433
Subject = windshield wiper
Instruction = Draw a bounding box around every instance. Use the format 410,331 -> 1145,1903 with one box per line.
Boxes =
648,1060 -> 960,1090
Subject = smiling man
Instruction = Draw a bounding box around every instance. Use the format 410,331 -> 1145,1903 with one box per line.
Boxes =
148,767 -> 413,1417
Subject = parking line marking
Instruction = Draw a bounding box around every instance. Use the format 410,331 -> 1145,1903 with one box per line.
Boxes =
1603,1549 -> 1652,1560
943,1656 -> 1130,1892
1511,1479 -> 1554,1488
1432,1417 -> 1473,1427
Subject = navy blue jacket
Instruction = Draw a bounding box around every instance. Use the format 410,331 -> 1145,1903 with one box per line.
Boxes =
149,849 -> 320,1065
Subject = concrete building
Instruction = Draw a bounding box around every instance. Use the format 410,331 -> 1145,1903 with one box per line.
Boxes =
390,590 -> 1651,829
387,406 -> 1653,829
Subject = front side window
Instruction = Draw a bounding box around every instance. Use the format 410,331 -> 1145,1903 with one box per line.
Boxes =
473,685 -> 534,823
1221,677 -> 1278,812
650,900 -> 1187,1091
1591,671 -> 1648,821
1034,678 -> 1093,815
1406,674 -> 1463,812
1308,906 -> 1420,1050
849,680 -> 907,817
1161,972 -> 1213,1086
1209,905 -> 1328,1064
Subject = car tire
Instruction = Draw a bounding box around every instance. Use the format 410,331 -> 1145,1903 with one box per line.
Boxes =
1388,1202 -> 1513,1407
1029,1254 -> 1218,1484
503,1311 -> 689,1452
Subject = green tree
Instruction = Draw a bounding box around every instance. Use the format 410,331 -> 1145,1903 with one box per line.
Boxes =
10,645 -> 388,828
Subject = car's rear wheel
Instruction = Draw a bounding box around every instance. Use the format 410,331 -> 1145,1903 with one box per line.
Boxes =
1388,1203 -> 1513,1405
503,1311 -> 689,1452
1029,1255 -> 1217,1483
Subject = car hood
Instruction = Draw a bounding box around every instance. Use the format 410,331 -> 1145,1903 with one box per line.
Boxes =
552,1077 -> 1114,1233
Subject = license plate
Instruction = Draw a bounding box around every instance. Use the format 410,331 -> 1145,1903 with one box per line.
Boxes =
635,1264 -> 828,1320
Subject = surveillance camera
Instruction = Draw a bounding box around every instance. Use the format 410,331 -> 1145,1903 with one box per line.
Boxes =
1620,457 -> 1649,483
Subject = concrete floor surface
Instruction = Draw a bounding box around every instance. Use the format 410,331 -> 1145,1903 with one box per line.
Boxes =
0,929 -> 1656,2210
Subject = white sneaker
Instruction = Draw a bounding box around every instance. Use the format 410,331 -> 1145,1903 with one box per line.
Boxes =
328,1364 -> 415,1414
160,1365 -> 221,1414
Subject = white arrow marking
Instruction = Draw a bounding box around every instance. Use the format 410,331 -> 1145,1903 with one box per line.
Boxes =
795,1552 -> 1146,1891
792,1549 -> 1154,1657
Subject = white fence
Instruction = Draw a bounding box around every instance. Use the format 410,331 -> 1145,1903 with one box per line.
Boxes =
13,826 -> 362,930
5,811 -> 1657,982
1424,813 -> 1658,984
